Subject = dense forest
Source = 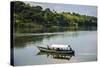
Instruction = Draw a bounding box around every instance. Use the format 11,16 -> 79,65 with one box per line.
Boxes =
11,1 -> 97,33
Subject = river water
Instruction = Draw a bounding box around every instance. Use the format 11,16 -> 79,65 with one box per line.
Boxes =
13,31 -> 97,66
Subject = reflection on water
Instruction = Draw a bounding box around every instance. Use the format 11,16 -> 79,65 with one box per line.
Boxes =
14,35 -> 56,48
13,31 -> 97,66
14,32 -> 79,48
37,51 -> 75,60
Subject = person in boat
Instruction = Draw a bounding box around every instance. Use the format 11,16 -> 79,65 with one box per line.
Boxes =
57,48 -> 60,51
47,45 -> 50,49
67,45 -> 72,50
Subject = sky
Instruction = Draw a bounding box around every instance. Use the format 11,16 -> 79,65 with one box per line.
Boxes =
24,1 -> 97,17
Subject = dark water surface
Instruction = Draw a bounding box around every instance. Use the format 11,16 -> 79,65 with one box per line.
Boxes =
13,31 -> 97,66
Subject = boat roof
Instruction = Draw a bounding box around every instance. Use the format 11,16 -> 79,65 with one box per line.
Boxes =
50,44 -> 69,49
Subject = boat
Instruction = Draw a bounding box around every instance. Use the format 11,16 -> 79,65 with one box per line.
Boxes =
37,44 -> 75,54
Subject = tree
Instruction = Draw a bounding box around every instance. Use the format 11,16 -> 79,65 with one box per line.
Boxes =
12,1 -> 97,33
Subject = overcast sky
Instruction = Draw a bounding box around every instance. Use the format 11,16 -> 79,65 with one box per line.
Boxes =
24,1 -> 97,17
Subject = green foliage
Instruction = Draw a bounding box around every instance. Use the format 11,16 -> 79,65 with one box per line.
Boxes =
11,1 -> 97,33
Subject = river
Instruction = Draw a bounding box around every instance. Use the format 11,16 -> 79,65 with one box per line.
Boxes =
12,31 -> 97,66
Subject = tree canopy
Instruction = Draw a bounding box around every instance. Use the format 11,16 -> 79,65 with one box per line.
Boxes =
11,1 -> 97,33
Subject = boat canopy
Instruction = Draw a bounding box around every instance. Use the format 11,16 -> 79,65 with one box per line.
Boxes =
50,44 -> 69,49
